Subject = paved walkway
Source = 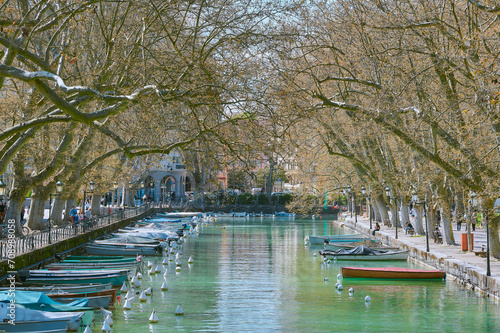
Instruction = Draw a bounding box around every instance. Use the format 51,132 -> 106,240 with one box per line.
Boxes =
339,213 -> 500,290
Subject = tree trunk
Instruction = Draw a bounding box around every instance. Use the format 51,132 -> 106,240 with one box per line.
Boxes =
266,161 -> 274,204
400,197 -> 410,229
51,196 -> 65,225
427,205 -> 437,241
4,189 -> 26,236
372,199 -> 382,222
64,198 -> 76,222
440,200 -> 456,245
91,191 -> 103,216
389,201 -> 399,228
28,184 -> 52,230
489,215 -> 500,259
415,205 -> 425,235
374,194 -> 390,226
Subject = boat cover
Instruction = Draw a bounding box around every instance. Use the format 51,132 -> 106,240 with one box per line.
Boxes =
0,291 -> 91,312
0,303 -> 84,322
320,245 -> 393,256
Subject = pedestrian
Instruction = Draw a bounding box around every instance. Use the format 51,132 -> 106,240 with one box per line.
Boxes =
70,205 -> 78,224
21,206 -> 25,223
372,222 -> 380,236
471,212 -> 477,231
456,213 -> 462,231
0,201 -> 5,224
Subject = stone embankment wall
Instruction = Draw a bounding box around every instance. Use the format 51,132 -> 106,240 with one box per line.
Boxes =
0,208 -> 164,278
341,220 -> 500,301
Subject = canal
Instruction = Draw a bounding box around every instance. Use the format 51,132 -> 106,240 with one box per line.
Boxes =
92,217 -> 500,332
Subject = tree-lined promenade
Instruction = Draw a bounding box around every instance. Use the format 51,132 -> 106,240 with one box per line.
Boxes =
1,1 -> 500,260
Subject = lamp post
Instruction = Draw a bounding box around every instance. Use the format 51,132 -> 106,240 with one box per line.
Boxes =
48,181 -> 64,244
83,180 -> 95,218
347,185 -> 352,218
385,186 -> 398,239
485,207 -> 491,276
412,191 -> 429,252
469,192 -> 477,253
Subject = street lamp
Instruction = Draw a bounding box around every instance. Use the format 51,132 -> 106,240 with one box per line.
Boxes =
49,181 -> 64,244
469,192 -> 477,253
412,190 -> 429,252
113,181 -> 118,207
361,186 -> 366,216
347,185 -> 352,218
385,186 -> 398,239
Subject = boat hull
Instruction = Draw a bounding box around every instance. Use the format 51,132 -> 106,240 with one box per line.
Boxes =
341,266 -> 446,280
85,244 -> 159,256
324,243 -> 399,252
25,274 -> 127,287
307,234 -> 364,245
320,251 -> 409,261
48,288 -> 117,306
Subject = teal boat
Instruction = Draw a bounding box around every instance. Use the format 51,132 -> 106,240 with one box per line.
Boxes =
63,256 -> 139,264
65,255 -> 126,261
23,270 -> 129,287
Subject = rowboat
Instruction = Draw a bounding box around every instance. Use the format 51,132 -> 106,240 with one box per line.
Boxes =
22,270 -> 129,287
48,288 -> 117,306
85,243 -> 161,256
51,294 -> 112,309
46,261 -> 140,270
0,305 -> 84,332
0,283 -> 113,294
63,256 -> 139,263
341,266 -> 446,280
319,245 -> 409,261
306,234 -> 364,245
324,241 -> 399,252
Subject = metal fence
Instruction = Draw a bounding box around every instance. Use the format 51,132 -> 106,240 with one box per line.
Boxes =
0,203 -> 152,260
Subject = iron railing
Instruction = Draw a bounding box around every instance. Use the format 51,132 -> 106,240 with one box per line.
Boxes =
0,203 -> 153,260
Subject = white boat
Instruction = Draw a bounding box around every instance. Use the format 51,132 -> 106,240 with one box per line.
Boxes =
85,243 -> 161,256
274,211 -> 295,217
319,245 -> 409,261
0,304 -> 84,332
306,234 -> 366,245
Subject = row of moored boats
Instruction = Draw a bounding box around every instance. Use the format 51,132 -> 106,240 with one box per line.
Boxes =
0,212 -> 212,332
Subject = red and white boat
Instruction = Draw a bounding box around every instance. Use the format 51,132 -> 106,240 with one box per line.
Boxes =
341,266 -> 446,280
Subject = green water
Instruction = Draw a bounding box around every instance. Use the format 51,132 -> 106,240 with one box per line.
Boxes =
89,218 -> 500,332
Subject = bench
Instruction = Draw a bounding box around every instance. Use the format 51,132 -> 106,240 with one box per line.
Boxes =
407,229 -> 415,236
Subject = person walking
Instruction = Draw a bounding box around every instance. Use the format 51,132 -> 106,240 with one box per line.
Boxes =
70,206 -> 78,224
0,201 -> 5,224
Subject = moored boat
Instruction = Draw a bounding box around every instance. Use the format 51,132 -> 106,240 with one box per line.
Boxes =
306,233 -> 365,245
22,270 -> 128,287
341,266 -> 446,280
0,283 -> 113,294
324,241 -> 399,252
85,243 -> 161,256
0,305 -> 84,332
48,288 -> 117,307
319,245 -> 409,261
